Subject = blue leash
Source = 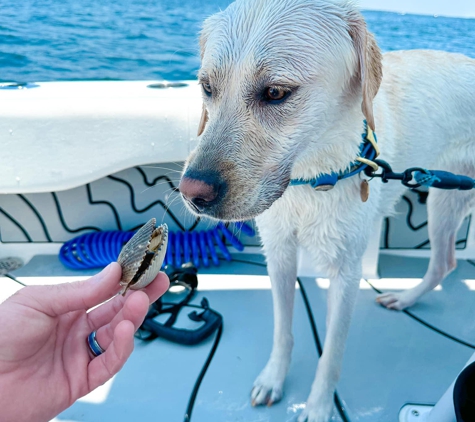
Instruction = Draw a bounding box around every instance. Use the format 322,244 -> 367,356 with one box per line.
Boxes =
365,159 -> 475,191
59,221 -> 255,270
289,120 -> 475,192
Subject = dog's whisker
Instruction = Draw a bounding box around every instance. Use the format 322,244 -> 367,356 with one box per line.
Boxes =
161,195 -> 182,225
165,192 -> 181,207
144,181 -> 180,190
139,165 -> 184,175
140,183 -> 178,194
140,165 -> 184,174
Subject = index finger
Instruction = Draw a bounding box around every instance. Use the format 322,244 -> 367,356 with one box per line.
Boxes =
86,272 -> 170,331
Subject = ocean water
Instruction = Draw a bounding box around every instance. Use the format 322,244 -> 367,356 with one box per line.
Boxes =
0,0 -> 474,82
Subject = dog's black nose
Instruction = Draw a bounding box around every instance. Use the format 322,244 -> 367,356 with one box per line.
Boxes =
178,171 -> 224,211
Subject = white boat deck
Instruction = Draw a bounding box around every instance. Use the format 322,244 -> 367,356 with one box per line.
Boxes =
1,81 -> 474,421
2,253 -> 474,422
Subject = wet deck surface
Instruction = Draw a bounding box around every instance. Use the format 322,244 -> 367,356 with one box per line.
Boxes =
1,254 -> 474,421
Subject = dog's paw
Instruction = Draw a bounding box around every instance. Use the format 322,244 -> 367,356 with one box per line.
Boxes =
251,383 -> 282,407
376,291 -> 417,310
297,403 -> 333,422
251,361 -> 287,406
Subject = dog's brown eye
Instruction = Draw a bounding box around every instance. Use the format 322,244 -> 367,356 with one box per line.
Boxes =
202,83 -> 212,96
263,86 -> 289,102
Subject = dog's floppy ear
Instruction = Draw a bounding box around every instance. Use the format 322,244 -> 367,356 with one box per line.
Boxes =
347,13 -> 382,131
197,103 -> 209,136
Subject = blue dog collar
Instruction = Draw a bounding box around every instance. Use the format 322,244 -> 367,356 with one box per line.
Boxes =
289,121 -> 379,191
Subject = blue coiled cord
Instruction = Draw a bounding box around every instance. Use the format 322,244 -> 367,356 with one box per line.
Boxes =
59,222 -> 255,270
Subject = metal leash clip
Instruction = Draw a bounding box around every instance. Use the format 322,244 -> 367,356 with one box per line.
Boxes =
364,159 -> 429,188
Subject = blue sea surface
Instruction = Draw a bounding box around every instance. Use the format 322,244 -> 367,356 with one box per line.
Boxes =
0,0 -> 474,82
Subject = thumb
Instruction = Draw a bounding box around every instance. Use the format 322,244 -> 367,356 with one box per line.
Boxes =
24,263 -> 122,316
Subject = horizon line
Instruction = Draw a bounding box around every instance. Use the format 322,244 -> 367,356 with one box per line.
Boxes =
361,7 -> 475,19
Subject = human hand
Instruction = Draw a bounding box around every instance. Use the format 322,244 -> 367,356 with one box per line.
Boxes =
0,262 -> 169,422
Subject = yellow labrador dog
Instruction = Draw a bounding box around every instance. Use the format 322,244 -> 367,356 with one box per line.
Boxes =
179,0 -> 475,420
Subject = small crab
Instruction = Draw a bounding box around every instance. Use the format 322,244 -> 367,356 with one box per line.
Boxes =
117,218 -> 168,295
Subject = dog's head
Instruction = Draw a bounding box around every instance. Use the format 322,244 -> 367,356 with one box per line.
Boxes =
179,0 -> 382,221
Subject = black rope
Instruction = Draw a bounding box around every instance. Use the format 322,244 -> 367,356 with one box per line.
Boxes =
18,194 -> 53,242
297,277 -> 351,422
3,273 -> 27,287
365,279 -> 475,350
383,218 -> 390,249
184,324 -> 223,422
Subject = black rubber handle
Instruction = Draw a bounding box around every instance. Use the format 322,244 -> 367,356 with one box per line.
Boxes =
141,309 -> 222,346
429,171 -> 475,190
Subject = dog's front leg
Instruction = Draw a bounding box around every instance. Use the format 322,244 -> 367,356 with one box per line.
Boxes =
251,218 -> 297,407
299,263 -> 361,422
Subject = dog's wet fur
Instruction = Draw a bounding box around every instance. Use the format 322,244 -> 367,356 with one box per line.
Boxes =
179,1 -> 475,420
